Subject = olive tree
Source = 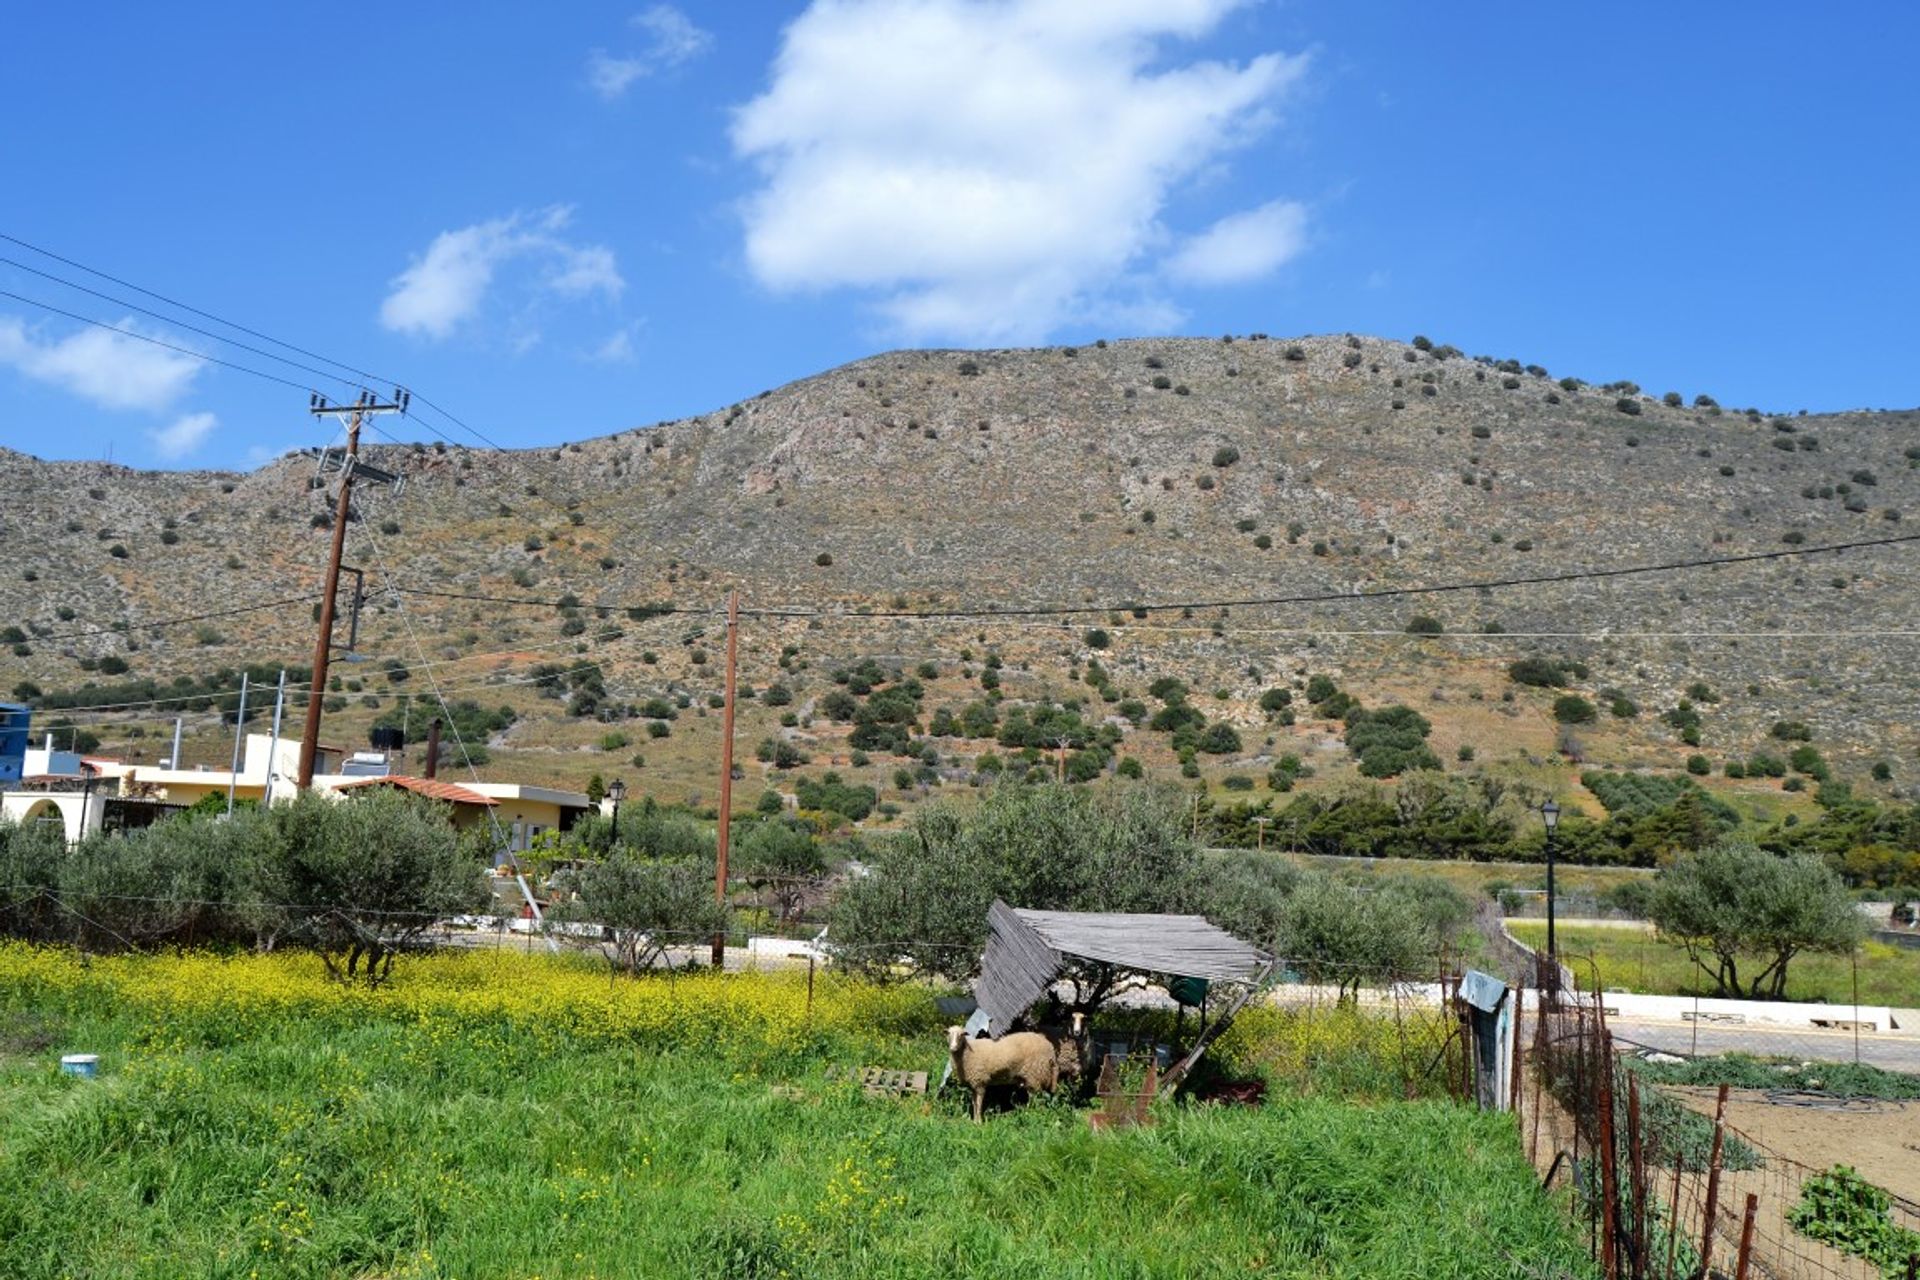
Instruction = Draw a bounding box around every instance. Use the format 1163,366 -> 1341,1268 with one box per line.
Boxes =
1647,841 -> 1864,1000
257,789 -> 491,987
732,816 -> 826,926
1272,872 -> 1464,998
547,853 -> 728,974
829,782 -> 1204,1005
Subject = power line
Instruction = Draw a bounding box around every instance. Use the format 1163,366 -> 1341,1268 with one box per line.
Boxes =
28,593 -> 322,644
0,231 -> 394,390
0,288 -> 325,394
384,531 -> 1920,622
0,255 -> 377,397
4,231 -> 690,604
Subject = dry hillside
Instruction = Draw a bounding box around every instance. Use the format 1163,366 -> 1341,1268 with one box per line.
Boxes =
3,334 -> 1916,817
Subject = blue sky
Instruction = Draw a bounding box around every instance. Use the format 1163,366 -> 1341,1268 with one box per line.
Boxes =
2,2 -> 1915,469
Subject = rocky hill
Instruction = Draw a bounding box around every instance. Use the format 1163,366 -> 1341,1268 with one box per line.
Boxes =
3,334 -> 1917,816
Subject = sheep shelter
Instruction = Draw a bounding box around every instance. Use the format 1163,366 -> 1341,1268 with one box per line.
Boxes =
967,899 -> 1277,1096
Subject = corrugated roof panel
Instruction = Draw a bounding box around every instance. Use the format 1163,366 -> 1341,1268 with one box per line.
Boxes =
972,900 -> 1272,1035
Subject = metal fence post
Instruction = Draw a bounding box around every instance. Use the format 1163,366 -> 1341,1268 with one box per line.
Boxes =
1626,1074 -> 1648,1280
1665,1155 -> 1683,1280
1597,1037 -> 1620,1277
1732,1193 -> 1758,1280
1699,1085 -> 1729,1278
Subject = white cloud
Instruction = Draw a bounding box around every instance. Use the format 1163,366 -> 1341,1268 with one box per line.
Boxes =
589,327 -> 637,363
1164,199 -> 1308,285
587,5 -> 714,99
549,245 -> 626,298
731,0 -> 1307,342
0,314 -> 201,411
150,410 -> 217,460
380,207 -> 624,340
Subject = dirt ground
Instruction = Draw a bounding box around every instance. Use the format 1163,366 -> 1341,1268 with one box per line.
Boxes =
1670,1086 -> 1920,1205
1669,1086 -> 1920,1280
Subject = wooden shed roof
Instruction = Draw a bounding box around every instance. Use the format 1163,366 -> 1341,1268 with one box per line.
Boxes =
972,899 -> 1271,1035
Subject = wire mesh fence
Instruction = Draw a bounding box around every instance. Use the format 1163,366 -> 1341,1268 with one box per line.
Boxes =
1517,964 -> 1920,1280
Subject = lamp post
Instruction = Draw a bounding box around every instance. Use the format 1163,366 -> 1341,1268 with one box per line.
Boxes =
1540,798 -> 1561,982
606,777 -> 626,847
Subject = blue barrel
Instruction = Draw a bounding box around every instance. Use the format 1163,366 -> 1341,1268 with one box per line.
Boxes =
59,1054 -> 98,1079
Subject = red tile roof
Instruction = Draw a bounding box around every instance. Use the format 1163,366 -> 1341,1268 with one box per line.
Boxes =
331,775 -> 497,806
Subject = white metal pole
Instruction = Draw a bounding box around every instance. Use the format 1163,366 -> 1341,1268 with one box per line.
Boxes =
169,717 -> 183,770
262,670 -> 287,805
225,674 -> 249,817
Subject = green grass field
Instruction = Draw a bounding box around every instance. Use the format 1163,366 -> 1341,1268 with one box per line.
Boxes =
1507,922 -> 1920,1008
0,946 -> 1593,1280
1276,851 -> 1651,899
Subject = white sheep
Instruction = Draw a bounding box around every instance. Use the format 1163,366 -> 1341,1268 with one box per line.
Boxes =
946,1025 -> 1060,1122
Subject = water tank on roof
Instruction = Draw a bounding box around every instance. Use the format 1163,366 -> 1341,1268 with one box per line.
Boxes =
0,703 -> 28,786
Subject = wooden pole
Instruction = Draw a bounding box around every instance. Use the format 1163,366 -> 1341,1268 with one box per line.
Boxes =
1732,1193 -> 1758,1280
297,399 -> 363,789
710,589 -> 739,969
1699,1085 -> 1729,1277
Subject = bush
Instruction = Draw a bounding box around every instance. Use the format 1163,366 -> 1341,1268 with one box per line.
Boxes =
1508,657 -> 1571,688
1197,722 -> 1242,755
794,771 -> 877,822
1344,705 -> 1440,778
1083,627 -> 1110,650
814,552 -> 833,567
1552,695 -> 1597,725
1615,398 -> 1642,416
1685,754 -> 1711,776
1404,615 -> 1443,635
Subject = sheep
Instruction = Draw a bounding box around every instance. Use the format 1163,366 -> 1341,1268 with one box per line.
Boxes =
946,1025 -> 1059,1122
1039,1011 -> 1090,1089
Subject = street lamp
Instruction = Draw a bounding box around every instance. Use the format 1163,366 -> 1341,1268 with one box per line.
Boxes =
1540,798 -> 1561,976
606,777 -> 626,845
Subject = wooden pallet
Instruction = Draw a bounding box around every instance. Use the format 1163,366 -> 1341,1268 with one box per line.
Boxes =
827,1066 -> 929,1097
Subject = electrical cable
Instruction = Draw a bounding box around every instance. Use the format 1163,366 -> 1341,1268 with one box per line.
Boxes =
0,288 -> 325,394
382,531 -> 1920,621
0,255 -> 377,397
1,231 -> 395,389
28,593 -> 321,644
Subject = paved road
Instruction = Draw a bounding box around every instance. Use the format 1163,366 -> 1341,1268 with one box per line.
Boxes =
1608,1016 -> 1920,1073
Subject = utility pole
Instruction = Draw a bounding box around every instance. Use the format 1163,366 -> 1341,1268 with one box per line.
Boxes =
1253,816 -> 1270,852
296,390 -> 408,788
711,588 -> 740,969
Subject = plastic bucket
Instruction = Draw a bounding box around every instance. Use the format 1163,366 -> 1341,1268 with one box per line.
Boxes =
59,1054 -> 99,1079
